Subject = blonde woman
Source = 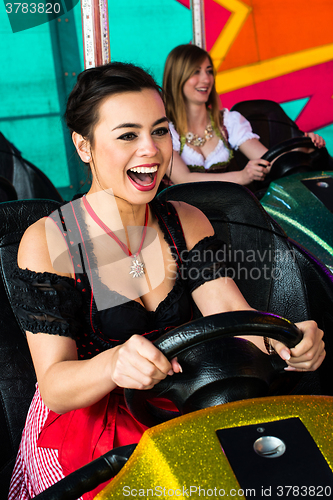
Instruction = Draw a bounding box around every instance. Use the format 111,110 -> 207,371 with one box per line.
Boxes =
163,44 -> 325,186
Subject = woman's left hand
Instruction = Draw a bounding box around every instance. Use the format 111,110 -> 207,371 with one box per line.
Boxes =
304,132 -> 326,148
271,320 -> 325,371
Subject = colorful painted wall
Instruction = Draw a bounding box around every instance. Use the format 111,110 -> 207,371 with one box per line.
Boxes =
1,0 -> 332,197
182,0 -> 333,144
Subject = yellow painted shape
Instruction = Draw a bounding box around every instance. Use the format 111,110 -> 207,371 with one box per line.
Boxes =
209,0 -> 252,68
215,42 -> 333,94
95,395 -> 333,499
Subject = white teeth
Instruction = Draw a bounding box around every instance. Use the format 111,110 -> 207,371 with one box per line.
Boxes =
129,165 -> 158,174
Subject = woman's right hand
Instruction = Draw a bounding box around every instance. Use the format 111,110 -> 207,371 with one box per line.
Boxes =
110,335 -> 182,390
241,158 -> 271,184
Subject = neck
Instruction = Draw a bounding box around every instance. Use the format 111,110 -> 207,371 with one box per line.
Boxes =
85,188 -> 148,230
186,103 -> 209,132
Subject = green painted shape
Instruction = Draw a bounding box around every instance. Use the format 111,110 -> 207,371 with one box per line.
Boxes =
280,98 -> 333,156
313,122 -> 333,156
0,0 -> 191,193
0,115 -> 70,187
48,11 -> 84,193
280,98 -> 309,122
108,0 -> 192,84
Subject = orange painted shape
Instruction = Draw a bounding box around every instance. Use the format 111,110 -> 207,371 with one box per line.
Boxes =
218,0 -> 333,71
215,0 -> 257,72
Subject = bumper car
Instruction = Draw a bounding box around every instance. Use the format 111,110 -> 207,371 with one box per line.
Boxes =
230,99 -> 333,274
1,180 -> 333,499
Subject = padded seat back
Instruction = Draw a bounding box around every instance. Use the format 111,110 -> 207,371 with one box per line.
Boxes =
0,199 -> 61,496
231,99 -> 303,149
0,132 -> 63,202
228,100 -> 333,180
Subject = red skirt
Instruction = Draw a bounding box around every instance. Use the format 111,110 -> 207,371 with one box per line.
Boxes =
37,388 -> 148,499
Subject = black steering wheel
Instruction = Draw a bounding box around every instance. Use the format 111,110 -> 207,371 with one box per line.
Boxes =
124,311 -> 302,427
251,135 -> 328,198
261,136 -> 322,183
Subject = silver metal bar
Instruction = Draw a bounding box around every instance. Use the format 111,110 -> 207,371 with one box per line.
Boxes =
81,0 -> 95,69
81,0 -> 110,69
99,0 -> 110,65
190,0 -> 206,49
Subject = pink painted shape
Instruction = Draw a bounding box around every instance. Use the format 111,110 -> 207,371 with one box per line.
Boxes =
176,0 -> 190,8
205,0 -> 231,52
219,61 -> 333,131
175,0 -> 230,52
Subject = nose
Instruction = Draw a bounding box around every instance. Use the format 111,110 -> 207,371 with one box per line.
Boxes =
201,72 -> 211,84
137,134 -> 159,157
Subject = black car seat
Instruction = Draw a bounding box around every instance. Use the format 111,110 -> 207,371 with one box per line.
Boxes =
1,182 -> 333,497
228,100 -> 333,193
232,99 -> 303,149
0,176 -> 17,202
0,199 -> 61,496
0,132 -> 63,202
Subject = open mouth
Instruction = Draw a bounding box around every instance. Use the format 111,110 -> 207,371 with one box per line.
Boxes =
127,165 -> 159,191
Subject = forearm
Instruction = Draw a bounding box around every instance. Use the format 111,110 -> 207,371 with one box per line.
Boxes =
170,150 -> 250,186
170,168 -> 250,185
192,277 -> 266,352
38,349 -> 117,414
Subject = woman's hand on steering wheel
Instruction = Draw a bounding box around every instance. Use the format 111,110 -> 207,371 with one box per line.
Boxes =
241,158 -> 271,184
109,335 -> 182,390
271,320 -> 325,372
304,132 -> 326,149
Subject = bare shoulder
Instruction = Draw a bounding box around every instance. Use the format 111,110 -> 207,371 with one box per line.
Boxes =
169,200 -> 214,250
18,216 -> 72,277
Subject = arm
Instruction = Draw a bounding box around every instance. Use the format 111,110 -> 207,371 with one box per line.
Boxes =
173,201 -> 326,371
168,147 -> 270,186
18,220 -> 180,414
238,137 -> 268,159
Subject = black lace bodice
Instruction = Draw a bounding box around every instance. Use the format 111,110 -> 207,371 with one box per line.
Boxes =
11,199 -> 229,359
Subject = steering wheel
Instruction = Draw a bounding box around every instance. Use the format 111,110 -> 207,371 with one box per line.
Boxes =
261,136 -> 323,183
124,311 -> 303,427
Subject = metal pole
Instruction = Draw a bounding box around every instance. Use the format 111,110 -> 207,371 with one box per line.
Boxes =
190,0 -> 206,49
81,0 -> 110,69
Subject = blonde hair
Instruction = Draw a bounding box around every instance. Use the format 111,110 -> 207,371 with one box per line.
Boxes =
163,44 -> 222,137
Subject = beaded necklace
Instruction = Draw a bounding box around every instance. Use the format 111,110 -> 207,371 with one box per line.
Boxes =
185,123 -> 214,147
180,111 -> 234,167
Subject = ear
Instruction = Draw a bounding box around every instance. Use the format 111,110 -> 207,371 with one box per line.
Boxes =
72,132 -> 91,163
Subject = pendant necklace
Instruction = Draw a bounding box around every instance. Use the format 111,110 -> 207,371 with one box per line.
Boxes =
83,195 -> 148,278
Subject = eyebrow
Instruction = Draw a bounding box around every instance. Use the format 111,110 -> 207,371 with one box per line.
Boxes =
112,116 -> 169,131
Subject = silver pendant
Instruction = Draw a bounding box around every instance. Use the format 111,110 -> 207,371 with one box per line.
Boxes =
129,258 -> 145,278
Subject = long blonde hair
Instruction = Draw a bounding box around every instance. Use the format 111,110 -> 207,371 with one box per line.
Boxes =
163,44 -> 222,137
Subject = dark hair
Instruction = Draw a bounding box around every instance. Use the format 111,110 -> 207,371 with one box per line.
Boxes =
163,44 -> 221,137
65,62 -> 163,145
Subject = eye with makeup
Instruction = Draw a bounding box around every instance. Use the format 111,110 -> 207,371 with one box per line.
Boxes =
152,126 -> 169,137
117,132 -> 138,141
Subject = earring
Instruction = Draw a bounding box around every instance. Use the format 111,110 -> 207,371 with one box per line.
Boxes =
86,156 -> 91,162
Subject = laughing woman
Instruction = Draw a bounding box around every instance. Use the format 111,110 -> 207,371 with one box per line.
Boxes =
9,62 -> 325,500
162,44 -> 325,186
